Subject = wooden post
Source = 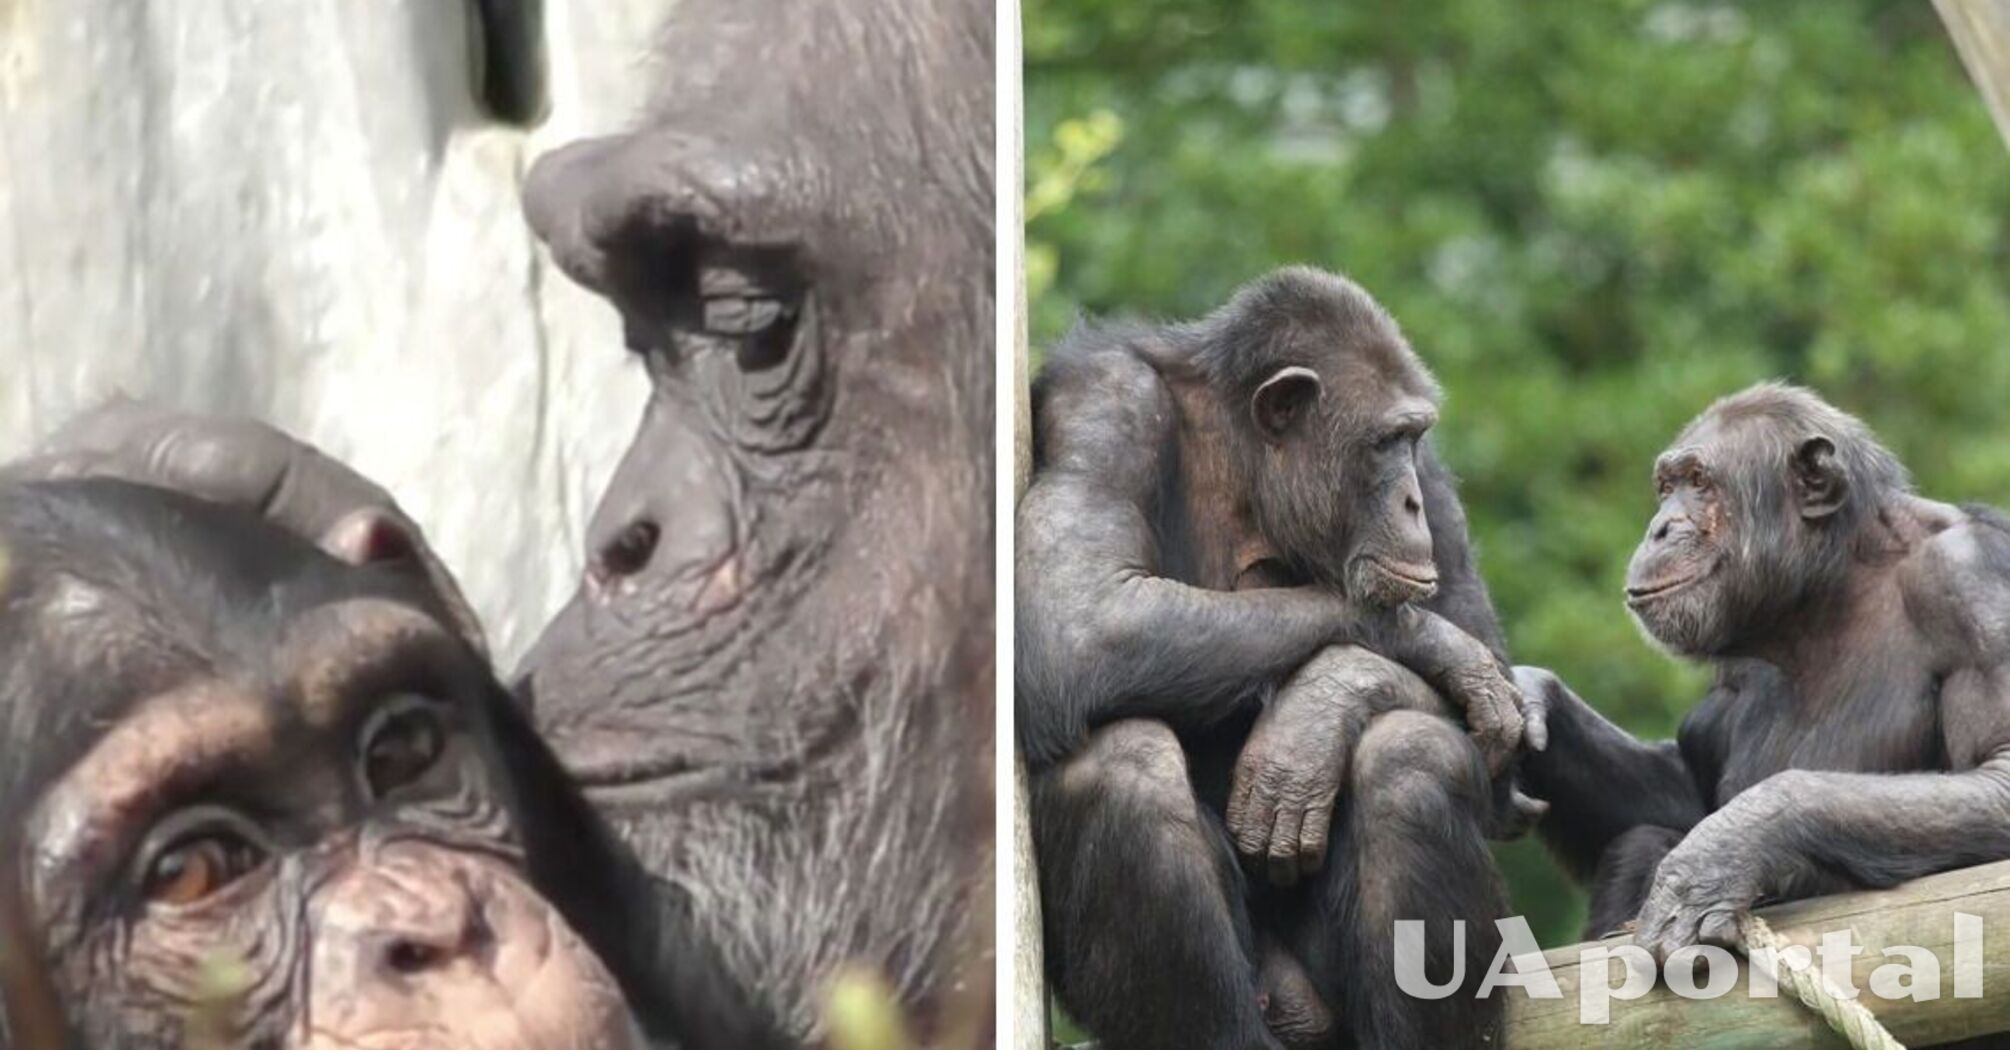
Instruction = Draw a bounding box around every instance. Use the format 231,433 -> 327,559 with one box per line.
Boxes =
1005,1 -> 1050,1047
1504,859 -> 2010,1048
1937,0 -> 2010,151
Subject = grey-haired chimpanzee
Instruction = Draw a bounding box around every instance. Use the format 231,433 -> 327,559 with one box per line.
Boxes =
512,0 -> 995,1038
1519,382 -> 2010,963
0,477 -> 681,1050
1017,267 -> 1538,1050
2,0 -> 993,1044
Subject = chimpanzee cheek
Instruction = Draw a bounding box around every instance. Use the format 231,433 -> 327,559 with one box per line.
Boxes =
64,880 -> 301,1049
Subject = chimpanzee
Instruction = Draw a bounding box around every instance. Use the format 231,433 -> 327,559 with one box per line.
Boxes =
1519,382 -> 2010,963
0,477 -> 671,1049
4,0 -> 995,1043
1017,267 -> 1536,1050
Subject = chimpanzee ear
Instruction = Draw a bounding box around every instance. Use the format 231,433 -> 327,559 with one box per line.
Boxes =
1251,366 -> 1322,443
1791,436 -> 1847,519
318,507 -> 419,566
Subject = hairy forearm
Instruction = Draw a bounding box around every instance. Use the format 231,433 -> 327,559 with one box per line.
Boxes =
1712,759 -> 2010,890
1095,576 -> 1366,722
1517,670 -> 1705,877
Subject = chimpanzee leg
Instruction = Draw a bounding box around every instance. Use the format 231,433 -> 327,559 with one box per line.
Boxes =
1585,825 -> 1684,938
1033,719 -> 1279,1050
1296,711 -> 1506,1050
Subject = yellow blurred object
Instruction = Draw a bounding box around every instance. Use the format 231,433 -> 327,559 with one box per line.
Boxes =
825,968 -> 915,1050
184,954 -> 253,1049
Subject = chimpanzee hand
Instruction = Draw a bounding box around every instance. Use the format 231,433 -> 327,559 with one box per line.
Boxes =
1227,679 -> 1359,887
1,398 -> 483,651
1632,789 -> 1785,963
1228,646 -> 1436,886
1385,606 -> 1535,774
1447,660 -> 1529,774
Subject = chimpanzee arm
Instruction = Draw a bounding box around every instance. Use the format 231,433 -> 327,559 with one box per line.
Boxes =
1511,668 -> 1707,881
1017,347 -> 1518,768
1635,525 -> 2010,960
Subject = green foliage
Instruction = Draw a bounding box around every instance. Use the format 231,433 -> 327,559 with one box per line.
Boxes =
1027,0 -> 2010,946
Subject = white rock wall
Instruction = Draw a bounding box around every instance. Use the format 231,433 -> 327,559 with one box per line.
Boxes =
0,0 -> 678,664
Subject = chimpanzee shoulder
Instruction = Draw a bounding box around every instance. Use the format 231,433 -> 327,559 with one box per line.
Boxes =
1906,505 -> 2010,655
1030,320 -> 1183,490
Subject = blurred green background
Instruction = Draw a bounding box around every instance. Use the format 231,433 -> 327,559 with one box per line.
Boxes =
1026,0 -> 2010,949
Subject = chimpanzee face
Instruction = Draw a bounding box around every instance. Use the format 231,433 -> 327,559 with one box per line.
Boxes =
514,0 -> 992,804
0,481 -> 642,1050
1626,393 -> 1856,657
1243,317 -> 1442,606
1626,439 -> 1738,655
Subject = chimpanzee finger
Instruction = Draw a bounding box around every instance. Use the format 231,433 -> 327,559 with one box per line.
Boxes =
1634,891 -> 1676,964
1298,799 -> 1335,879
1494,789 -> 1548,839
1267,808 -> 1304,888
6,400 -> 487,655
1697,910 -> 1743,951
1521,683 -> 1549,752
1230,774 -> 1278,860
1475,706 -> 1520,776
1226,764 -> 1258,844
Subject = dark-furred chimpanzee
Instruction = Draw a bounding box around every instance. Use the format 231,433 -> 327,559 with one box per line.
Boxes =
516,0 -> 997,1036
1519,382 -> 2010,963
1017,267 -> 1537,1050
3,0 -> 995,1045
0,478 -> 662,1049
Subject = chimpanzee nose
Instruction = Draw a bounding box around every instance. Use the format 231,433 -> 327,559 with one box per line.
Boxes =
310,845 -> 490,994
376,913 -> 480,978
1653,519 -> 1672,542
1403,493 -> 1423,517
357,871 -> 487,981
591,518 -> 661,583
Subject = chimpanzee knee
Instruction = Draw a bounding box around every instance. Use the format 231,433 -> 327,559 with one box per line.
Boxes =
1352,710 -> 1490,818
1059,719 -> 1192,809
1302,710 -> 1504,1050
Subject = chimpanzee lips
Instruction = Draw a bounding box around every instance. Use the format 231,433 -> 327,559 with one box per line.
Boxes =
1625,573 -> 1700,603
1367,557 -> 1438,589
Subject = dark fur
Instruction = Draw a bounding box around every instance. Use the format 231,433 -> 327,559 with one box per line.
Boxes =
1523,384 -> 2010,981
0,479 -> 693,1048
1018,268 -> 1513,1050
515,0 -> 994,1042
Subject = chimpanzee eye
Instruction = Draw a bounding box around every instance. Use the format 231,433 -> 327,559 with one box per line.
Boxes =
704,294 -> 799,372
360,700 -> 447,798
140,829 -> 263,907
695,254 -> 804,372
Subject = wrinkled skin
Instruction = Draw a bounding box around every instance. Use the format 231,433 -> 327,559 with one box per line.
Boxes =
1226,645 -> 1546,888
0,479 -> 647,1050
1521,383 -> 2010,970
516,0 -> 994,1038
6,0 -> 995,1042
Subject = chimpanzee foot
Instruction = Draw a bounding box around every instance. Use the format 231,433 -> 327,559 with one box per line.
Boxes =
1257,943 -> 1340,1050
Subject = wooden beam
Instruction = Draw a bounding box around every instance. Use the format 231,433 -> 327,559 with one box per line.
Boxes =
1937,0 -> 2010,151
1505,860 -> 2010,1049
1004,1 -> 1050,1048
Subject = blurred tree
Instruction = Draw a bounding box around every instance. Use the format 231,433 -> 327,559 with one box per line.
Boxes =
1026,0 -> 2010,947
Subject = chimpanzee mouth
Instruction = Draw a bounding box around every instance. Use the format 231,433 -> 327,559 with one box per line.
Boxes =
1625,573 -> 1702,604
1365,557 -> 1439,590
564,704 -> 861,805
